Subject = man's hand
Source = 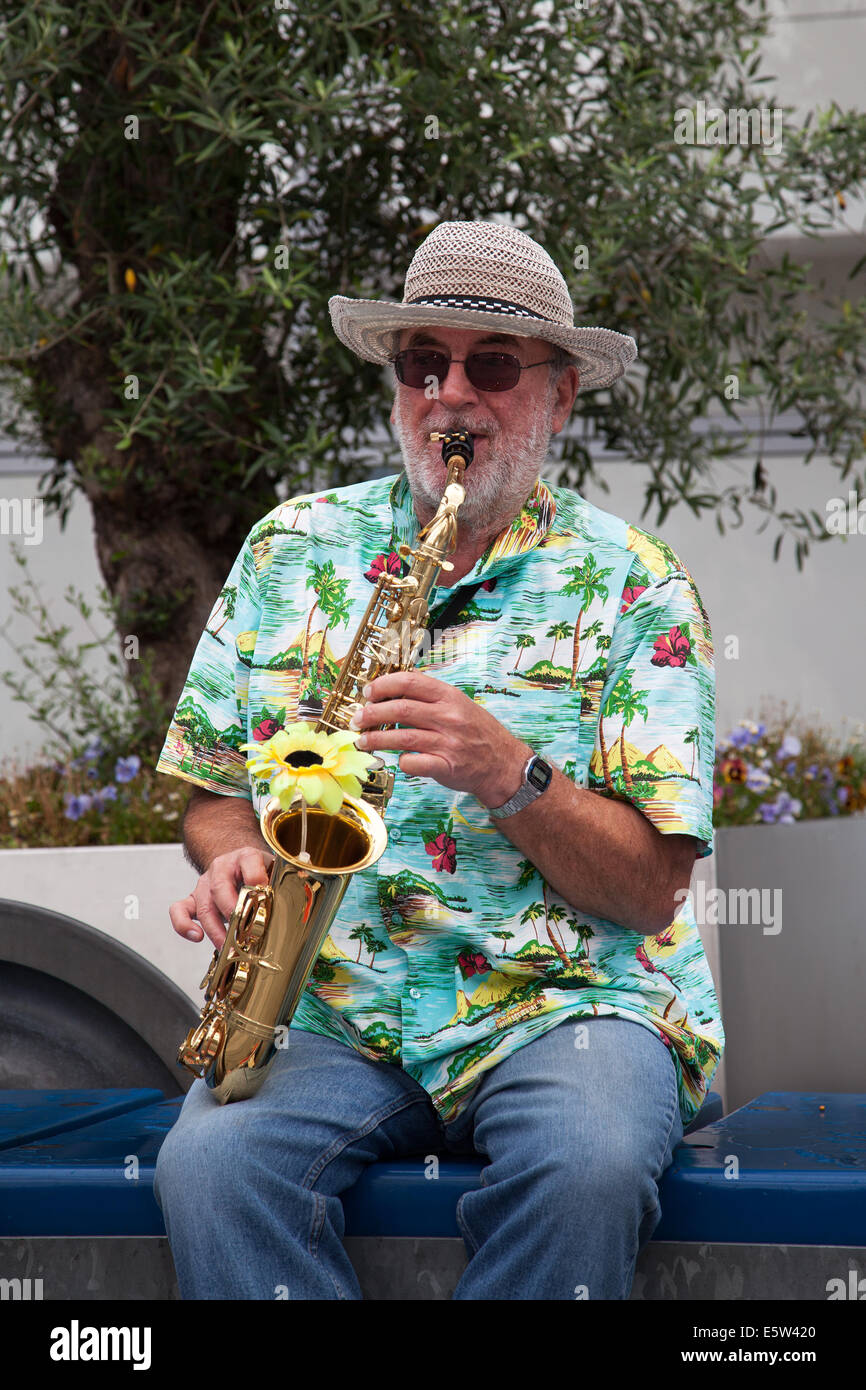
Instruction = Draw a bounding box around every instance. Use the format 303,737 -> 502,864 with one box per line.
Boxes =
169,846 -> 275,951
351,669 -> 530,807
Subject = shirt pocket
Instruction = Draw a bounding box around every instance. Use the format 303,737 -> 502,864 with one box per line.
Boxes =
471,687 -> 593,791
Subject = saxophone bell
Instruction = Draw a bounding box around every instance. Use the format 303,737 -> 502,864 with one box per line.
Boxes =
179,793 -> 388,1105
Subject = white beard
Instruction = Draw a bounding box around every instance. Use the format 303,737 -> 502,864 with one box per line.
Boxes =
392,386 -> 556,531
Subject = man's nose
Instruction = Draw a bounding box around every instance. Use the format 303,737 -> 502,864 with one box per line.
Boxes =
436,359 -> 481,409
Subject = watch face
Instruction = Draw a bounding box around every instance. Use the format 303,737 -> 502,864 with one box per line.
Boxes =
527,757 -> 552,791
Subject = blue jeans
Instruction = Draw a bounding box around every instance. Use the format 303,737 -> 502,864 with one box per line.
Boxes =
154,1015 -> 683,1300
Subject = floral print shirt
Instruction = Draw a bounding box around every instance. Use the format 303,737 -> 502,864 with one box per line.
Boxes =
156,471 -> 723,1125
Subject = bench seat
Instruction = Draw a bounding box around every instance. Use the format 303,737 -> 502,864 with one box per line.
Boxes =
2,1089 -> 864,1250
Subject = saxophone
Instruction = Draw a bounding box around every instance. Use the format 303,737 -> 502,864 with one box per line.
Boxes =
178,429 -> 474,1102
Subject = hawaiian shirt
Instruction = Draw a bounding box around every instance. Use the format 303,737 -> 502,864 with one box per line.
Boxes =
156,471 -> 723,1126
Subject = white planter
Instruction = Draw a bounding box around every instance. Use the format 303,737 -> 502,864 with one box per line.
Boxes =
0,843 -> 210,1006
714,818 -> 866,1111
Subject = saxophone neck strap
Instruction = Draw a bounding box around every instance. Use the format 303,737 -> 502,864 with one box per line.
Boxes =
428,580 -> 485,634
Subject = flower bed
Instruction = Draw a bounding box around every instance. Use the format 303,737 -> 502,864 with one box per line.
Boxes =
713,702 -> 866,827
0,740 -> 190,848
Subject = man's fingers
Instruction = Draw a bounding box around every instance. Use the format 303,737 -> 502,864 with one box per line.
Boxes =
169,895 -> 197,937
239,848 -> 274,885
365,670 -> 444,703
169,893 -> 213,944
169,848 -> 274,949
211,850 -> 273,921
362,697 -> 440,729
191,894 -> 228,950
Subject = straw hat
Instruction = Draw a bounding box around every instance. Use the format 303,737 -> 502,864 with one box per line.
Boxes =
328,220 -> 638,391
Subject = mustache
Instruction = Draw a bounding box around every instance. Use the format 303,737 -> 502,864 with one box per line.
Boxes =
418,416 -> 499,438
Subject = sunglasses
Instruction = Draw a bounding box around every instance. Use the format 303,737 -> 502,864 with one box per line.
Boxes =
393,347 -> 556,393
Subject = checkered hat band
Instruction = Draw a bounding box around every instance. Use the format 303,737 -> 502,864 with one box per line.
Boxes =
406,294 -> 548,321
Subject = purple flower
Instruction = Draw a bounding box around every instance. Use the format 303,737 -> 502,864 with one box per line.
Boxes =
838,786 -> 850,805
760,791 -> 802,824
729,726 -> 754,749
745,766 -> 771,793
91,784 -> 118,813
805,764 -> 818,778
65,794 -> 93,820
83,739 -> 103,761
86,766 -> 99,779
777,735 -> 801,760
784,760 -> 797,777
774,791 -> 802,822
114,755 -> 141,783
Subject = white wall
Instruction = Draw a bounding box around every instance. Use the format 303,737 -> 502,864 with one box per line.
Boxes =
0,471 -> 118,769
575,451 -> 865,743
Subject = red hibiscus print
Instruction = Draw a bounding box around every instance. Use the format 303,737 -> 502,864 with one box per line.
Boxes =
425,831 -> 457,873
651,625 -> 691,667
458,949 -> 492,978
619,584 -> 648,615
364,551 -> 403,583
253,717 -> 284,741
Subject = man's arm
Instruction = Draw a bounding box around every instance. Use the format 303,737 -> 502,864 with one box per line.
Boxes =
170,786 -> 273,947
477,757 -> 699,936
353,670 -> 700,937
181,785 -> 269,873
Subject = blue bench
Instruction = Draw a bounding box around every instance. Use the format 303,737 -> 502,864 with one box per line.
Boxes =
2,1089 -> 865,1298
0,1086 -> 719,1238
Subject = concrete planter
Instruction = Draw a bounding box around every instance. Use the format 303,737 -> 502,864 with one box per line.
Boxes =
714,818 -> 866,1112
0,843 -> 210,1006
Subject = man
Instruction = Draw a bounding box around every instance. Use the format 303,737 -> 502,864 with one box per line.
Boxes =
154,219 -> 723,1301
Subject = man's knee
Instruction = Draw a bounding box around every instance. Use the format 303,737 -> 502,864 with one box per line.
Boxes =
154,1102 -> 259,1208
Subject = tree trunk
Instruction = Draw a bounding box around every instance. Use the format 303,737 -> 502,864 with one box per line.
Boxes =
30,50 -> 275,716
569,611 -> 582,688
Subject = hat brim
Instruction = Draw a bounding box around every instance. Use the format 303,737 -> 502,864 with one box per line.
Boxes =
328,295 -> 638,391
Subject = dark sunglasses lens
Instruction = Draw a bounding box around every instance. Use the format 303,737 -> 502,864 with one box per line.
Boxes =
465,353 -> 521,391
395,349 -> 449,387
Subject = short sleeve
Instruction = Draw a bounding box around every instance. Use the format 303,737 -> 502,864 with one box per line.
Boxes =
589,563 -> 716,858
155,535 -> 262,798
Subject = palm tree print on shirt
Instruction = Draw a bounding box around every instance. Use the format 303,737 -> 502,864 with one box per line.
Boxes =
207,584 -> 237,642
512,633 -> 536,670
684,725 -> 700,778
302,559 -> 350,682
559,555 -> 615,689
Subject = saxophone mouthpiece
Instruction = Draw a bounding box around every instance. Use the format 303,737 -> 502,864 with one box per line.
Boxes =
429,429 -> 474,467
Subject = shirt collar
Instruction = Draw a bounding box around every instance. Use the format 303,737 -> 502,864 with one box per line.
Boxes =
388,471 -> 556,583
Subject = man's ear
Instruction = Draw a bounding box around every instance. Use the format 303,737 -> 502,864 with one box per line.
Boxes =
551,365 -> 580,434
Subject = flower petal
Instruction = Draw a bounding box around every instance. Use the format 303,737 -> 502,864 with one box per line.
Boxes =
318,776 -> 344,814
299,773 -> 323,805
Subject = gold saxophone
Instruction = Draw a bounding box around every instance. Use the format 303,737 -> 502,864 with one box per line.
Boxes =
178,429 -> 474,1102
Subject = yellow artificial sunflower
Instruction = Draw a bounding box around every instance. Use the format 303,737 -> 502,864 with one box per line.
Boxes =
240,722 -> 376,814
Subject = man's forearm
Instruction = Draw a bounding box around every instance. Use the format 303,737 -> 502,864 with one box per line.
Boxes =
479,758 -> 679,935
182,791 -> 269,874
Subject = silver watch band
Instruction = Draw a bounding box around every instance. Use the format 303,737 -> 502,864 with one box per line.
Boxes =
489,754 -> 551,820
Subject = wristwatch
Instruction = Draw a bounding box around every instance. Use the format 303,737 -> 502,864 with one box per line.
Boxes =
489,753 -> 554,820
